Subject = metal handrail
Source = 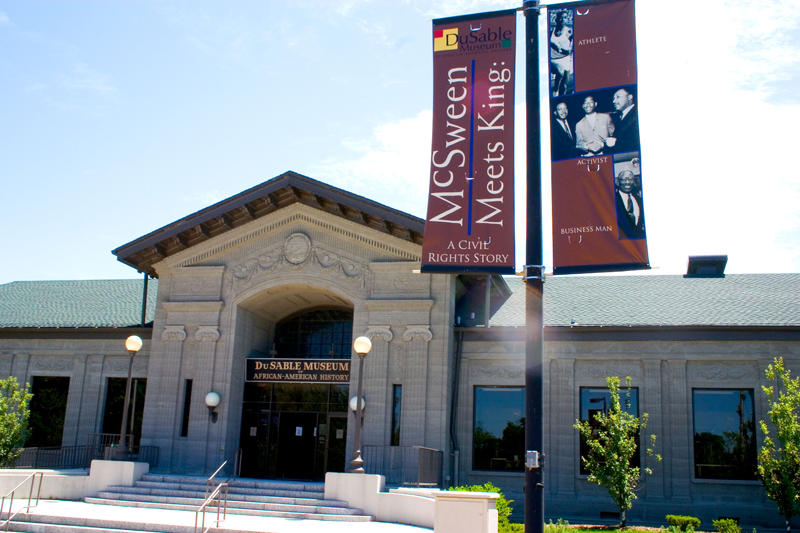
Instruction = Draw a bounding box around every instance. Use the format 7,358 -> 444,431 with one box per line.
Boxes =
194,482 -> 227,533
204,448 -> 241,500
0,471 -> 43,532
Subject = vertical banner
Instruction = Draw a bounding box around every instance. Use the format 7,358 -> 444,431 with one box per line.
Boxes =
421,10 -> 517,275
548,0 -> 649,275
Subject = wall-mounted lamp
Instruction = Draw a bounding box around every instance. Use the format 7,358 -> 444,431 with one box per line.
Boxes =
349,396 -> 366,412
205,391 -> 221,423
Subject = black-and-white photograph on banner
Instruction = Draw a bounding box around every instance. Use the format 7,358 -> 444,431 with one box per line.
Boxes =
549,85 -> 639,162
613,152 -> 645,240
549,7 -> 574,97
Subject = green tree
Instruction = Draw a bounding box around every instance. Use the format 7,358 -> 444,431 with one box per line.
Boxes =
758,357 -> 800,533
574,376 -> 660,527
0,377 -> 33,467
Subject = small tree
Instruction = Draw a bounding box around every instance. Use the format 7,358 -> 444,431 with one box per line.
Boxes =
758,357 -> 800,533
574,376 -> 660,527
0,377 -> 32,467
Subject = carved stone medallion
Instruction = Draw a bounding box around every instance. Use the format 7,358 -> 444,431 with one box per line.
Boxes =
284,233 -> 312,265
393,275 -> 410,291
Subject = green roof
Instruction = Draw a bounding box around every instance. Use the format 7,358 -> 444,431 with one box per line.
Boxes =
0,279 -> 158,328
491,274 -> 800,328
2,274 -> 799,330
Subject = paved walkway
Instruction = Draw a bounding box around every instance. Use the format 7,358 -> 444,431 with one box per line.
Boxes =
7,499 -> 433,533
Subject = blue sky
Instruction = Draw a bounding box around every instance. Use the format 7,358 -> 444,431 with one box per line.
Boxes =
1,0 -> 799,284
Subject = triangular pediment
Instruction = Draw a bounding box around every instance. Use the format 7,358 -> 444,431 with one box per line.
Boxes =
112,171 -> 425,276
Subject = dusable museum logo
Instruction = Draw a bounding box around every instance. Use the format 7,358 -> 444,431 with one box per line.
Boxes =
433,28 -> 458,51
434,26 -> 513,53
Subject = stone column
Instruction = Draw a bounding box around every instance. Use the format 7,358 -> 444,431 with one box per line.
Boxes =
62,355 -> 88,446
401,326 -> 433,446
554,358 -> 576,499
153,326 -> 186,470
194,326 -> 221,474
364,326 -> 392,446
0,354 -> 13,380
11,353 -> 30,387
667,360 -> 691,502
76,355 -> 105,441
643,359 -> 665,501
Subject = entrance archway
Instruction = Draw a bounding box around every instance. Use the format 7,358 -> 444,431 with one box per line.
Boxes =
235,285 -> 354,480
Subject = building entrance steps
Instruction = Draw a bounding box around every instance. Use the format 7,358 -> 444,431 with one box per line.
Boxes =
1,499 -> 433,533
83,474 -> 370,522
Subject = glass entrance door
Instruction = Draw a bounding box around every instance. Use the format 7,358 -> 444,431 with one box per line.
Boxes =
275,412 -> 318,479
239,383 -> 349,479
325,414 -> 347,474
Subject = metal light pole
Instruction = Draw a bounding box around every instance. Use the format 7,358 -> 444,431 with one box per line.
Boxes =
523,2 -> 545,533
117,335 -> 142,457
348,336 -> 372,473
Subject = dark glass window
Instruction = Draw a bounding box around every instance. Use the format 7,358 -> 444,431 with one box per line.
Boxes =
693,389 -> 757,480
274,309 -> 353,359
473,387 -> 524,471
180,380 -> 193,437
102,378 -> 147,446
579,387 -> 639,475
26,376 -> 70,447
391,385 -> 402,446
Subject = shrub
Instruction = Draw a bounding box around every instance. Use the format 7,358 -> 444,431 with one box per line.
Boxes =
666,515 -> 701,531
546,518 -> 571,533
449,482 -> 517,532
713,519 -> 741,533
665,526 -> 688,533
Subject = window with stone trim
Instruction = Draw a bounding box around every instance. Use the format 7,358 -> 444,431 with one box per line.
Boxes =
692,388 -> 757,480
579,386 -> 640,475
472,386 -> 524,471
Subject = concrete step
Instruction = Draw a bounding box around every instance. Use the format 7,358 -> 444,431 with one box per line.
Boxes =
96,487 -> 346,507
83,498 -> 371,522
140,475 -> 323,494
7,512 -> 301,533
130,482 -> 322,500
91,492 -> 360,515
129,483 -> 322,500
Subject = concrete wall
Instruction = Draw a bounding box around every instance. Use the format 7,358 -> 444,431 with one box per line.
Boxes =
0,461 -> 148,501
454,335 -> 800,528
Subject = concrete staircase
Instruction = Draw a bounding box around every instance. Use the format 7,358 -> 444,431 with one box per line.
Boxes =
80,474 -> 371,522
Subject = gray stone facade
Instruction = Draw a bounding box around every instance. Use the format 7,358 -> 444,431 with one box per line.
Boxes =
2,175 -> 800,529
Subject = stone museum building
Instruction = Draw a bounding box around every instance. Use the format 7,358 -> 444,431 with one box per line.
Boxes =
1,171 -> 799,526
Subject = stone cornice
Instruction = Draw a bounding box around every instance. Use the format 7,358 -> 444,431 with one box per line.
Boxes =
163,301 -> 225,313
364,300 -> 434,312
160,203 -> 421,273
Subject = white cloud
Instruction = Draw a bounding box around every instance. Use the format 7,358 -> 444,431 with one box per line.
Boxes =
59,62 -> 117,95
312,111 -> 433,218
0,11 -> 11,26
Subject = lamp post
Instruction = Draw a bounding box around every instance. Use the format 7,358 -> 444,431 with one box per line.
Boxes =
348,336 -> 371,473
117,335 -> 142,457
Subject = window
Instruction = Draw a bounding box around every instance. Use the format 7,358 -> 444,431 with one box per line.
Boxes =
274,309 -> 353,359
579,387 -> 639,475
27,376 -> 70,447
693,389 -> 756,480
102,378 -> 147,446
473,387 -> 524,471
180,380 -> 193,437
391,385 -> 402,446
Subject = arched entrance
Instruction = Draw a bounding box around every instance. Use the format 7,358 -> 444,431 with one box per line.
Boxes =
236,284 -> 354,480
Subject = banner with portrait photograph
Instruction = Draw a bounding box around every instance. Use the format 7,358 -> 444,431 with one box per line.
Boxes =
421,10 -> 516,275
547,0 -> 649,275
